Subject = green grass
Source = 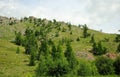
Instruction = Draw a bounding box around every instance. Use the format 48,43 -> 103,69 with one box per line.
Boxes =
0,16 -> 119,77
0,40 -> 36,77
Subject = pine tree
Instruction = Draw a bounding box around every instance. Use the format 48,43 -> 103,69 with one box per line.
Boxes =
92,41 -> 107,55
15,31 -> 22,45
83,24 -> 88,38
90,34 -> 95,43
24,28 -> 38,54
29,47 -> 35,66
65,41 -> 78,71
51,43 -> 57,60
16,46 -> 20,54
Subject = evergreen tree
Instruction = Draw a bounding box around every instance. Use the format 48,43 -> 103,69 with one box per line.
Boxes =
24,28 -> 38,54
116,43 -> 120,53
16,46 -> 20,54
83,24 -> 88,38
90,34 -> 95,43
65,41 -> 78,71
51,43 -> 57,60
15,31 -> 22,45
92,41 -> 107,55
29,47 -> 36,66
49,43 -> 69,77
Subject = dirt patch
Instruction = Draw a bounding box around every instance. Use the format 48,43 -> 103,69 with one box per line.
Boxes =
76,51 -> 95,60
104,52 -> 120,59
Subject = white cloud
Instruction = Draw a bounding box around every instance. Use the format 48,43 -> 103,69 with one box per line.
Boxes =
0,0 -> 120,33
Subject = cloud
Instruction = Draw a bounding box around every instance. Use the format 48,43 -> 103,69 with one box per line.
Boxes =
0,0 -> 30,18
0,0 -> 120,33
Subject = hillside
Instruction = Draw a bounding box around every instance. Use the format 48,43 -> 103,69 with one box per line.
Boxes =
0,16 -> 120,77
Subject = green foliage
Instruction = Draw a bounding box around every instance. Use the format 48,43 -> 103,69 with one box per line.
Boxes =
36,55 -> 50,76
55,32 -> 59,37
65,41 -> 78,72
90,34 -> 95,43
115,34 -> 120,42
29,47 -> 36,66
36,43 -> 69,77
77,60 -> 98,76
51,43 -> 57,60
95,56 -> 114,75
92,41 -> 107,55
76,37 -> 80,41
116,43 -> 120,53
83,24 -> 89,38
62,27 -> 67,32
15,31 -> 22,45
68,23 -> 72,31
70,31 -> 72,35
16,46 -> 20,54
113,56 -> 120,75
24,28 -> 38,54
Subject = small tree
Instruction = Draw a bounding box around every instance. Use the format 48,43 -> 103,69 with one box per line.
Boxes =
92,41 -> 107,55
90,34 -> 95,43
16,46 -> 20,54
76,37 -> 80,41
29,47 -> 35,66
113,56 -> 120,75
83,24 -> 89,38
15,31 -> 22,45
115,34 -> 120,42
116,43 -> 120,53
95,56 -> 114,75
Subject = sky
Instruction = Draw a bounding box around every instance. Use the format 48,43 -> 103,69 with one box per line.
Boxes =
0,0 -> 120,33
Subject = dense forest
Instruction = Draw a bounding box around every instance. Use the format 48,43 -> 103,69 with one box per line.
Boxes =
0,16 -> 120,77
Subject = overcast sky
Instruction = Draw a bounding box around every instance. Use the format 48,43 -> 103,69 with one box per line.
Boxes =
0,0 -> 120,33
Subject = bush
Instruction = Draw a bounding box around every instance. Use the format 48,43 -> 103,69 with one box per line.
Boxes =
116,43 -> 120,53
113,56 -> 120,75
77,60 -> 98,76
92,41 -> 107,55
95,56 -> 114,75
16,47 -> 20,54
76,37 -> 80,41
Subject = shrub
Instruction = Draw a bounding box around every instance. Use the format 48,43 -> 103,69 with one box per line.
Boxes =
95,56 -> 114,75
116,43 -> 120,53
92,41 -> 107,55
77,60 -> 98,76
16,47 -> 20,54
113,56 -> 120,75
76,37 -> 80,41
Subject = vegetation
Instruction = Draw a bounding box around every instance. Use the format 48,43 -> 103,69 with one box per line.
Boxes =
0,16 -> 120,77
95,56 -> 114,75
91,41 -> 107,55
114,56 -> 120,75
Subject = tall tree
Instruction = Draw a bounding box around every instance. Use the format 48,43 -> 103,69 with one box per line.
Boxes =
65,41 -> 78,71
83,24 -> 88,38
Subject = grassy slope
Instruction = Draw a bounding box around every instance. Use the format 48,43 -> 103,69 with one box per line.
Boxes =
0,39 -> 36,77
0,17 -> 119,76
